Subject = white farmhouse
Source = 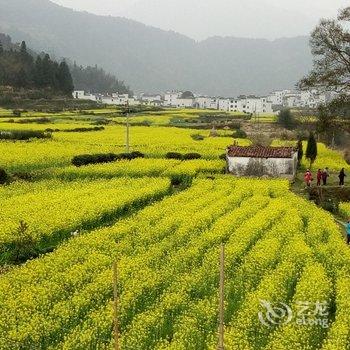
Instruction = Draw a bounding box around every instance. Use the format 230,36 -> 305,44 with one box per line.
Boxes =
100,94 -> 129,105
195,97 -> 219,109
218,96 -> 273,114
175,98 -> 194,108
226,145 -> 298,179
101,94 -> 141,106
140,93 -> 163,103
164,91 -> 182,107
218,98 -> 230,112
72,90 -> 97,101
267,90 -> 292,107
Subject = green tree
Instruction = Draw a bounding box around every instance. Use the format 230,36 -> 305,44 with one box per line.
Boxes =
277,109 -> 297,130
180,91 -> 194,99
305,132 -> 318,168
20,41 -> 27,55
41,54 -> 56,87
70,63 -> 132,95
33,56 -> 44,87
296,138 -> 304,167
315,104 -> 339,145
57,60 -> 74,95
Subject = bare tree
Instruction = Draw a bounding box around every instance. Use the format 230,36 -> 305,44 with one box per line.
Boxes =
299,7 -> 350,92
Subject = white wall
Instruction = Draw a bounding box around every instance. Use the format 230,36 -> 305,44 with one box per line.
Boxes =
220,97 -> 273,114
227,153 -> 298,178
176,98 -> 194,108
73,90 -> 97,101
218,98 -> 230,112
164,92 -> 181,106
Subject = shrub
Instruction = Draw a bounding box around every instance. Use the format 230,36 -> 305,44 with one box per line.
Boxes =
91,119 -> 110,125
12,109 -> 22,117
191,134 -> 205,141
166,152 -> 183,160
65,126 -> 105,133
233,129 -> 247,138
321,198 -> 339,214
72,153 -> 119,167
12,172 -> 33,181
277,109 -> 297,130
182,153 -> 202,160
0,130 -> 52,140
0,168 -> 8,184
250,134 -> 271,147
18,117 -> 51,124
6,221 -> 38,264
244,159 -> 268,177
119,151 -> 145,160
71,151 -> 145,166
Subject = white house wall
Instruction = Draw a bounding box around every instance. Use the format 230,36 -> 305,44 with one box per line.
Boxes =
227,154 -> 297,178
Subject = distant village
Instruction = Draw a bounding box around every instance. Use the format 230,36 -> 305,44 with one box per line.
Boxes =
73,89 -> 337,114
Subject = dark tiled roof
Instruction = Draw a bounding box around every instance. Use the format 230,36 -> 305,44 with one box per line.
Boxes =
227,145 -> 296,159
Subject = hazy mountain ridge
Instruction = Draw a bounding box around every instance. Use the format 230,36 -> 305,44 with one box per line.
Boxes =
121,0 -> 314,41
0,0 -> 313,95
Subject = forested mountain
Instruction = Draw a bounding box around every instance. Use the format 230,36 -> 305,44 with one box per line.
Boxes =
0,34 -> 132,96
70,64 -> 132,95
0,38 -> 73,95
0,0 -> 313,96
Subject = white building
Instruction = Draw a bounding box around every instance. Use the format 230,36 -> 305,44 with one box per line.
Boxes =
72,90 -> 97,101
267,90 -> 292,106
218,98 -> 230,112
99,94 -> 140,106
164,91 -> 182,107
175,98 -> 194,108
140,93 -> 162,103
195,97 -> 219,109
268,89 -> 337,109
226,145 -> 298,179
218,96 -> 273,114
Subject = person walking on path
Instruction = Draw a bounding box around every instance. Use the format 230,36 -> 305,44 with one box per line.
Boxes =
346,219 -> 350,245
317,169 -> 322,187
322,167 -> 330,186
304,170 -> 313,188
339,168 -> 346,187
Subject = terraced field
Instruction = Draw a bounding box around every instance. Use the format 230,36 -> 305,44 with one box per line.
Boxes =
0,108 -> 349,350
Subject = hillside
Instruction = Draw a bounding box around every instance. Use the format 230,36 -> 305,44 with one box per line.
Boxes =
0,38 -> 73,96
0,0 -> 313,96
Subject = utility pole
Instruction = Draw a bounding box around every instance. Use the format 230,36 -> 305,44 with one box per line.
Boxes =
125,101 -> 130,153
254,103 -> 260,133
113,261 -> 120,350
218,244 -> 225,350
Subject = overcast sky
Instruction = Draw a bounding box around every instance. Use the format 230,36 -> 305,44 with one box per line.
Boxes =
50,0 -> 349,40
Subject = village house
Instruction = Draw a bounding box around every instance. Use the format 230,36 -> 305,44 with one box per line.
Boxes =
164,91 -> 182,107
218,96 -> 274,114
72,90 -> 98,101
139,93 -> 163,103
226,145 -> 298,179
267,89 -> 337,109
195,96 -> 219,109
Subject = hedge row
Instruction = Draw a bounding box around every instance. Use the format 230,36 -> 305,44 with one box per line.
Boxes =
72,151 -> 145,167
165,152 -> 202,160
0,130 -> 52,140
45,126 -> 105,133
